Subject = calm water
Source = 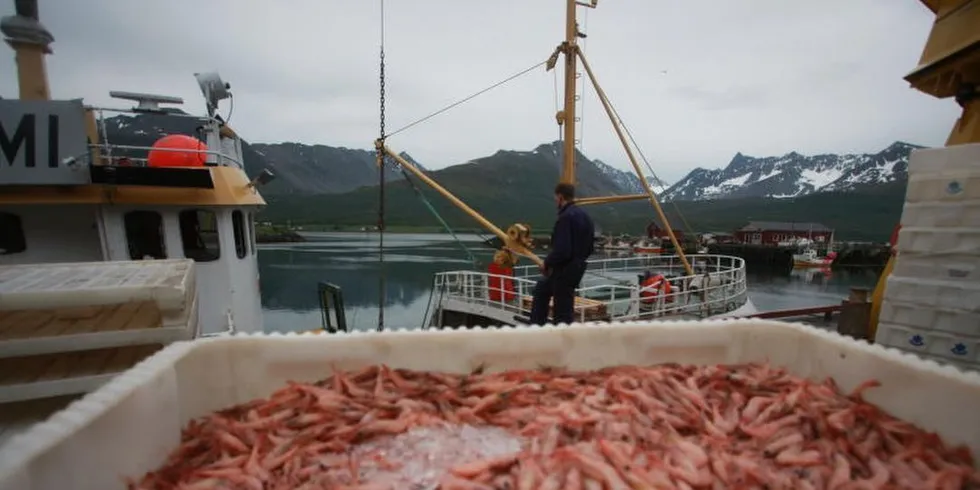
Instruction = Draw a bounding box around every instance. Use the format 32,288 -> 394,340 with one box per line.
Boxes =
258,232 -> 881,333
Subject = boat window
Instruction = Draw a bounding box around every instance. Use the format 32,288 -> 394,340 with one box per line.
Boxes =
123,211 -> 167,260
232,210 -> 247,259
179,209 -> 220,262
249,213 -> 257,255
0,212 -> 27,255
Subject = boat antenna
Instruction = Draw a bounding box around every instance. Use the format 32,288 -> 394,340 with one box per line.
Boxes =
376,0 -> 387,331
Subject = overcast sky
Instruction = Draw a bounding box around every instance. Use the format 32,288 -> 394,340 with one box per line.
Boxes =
1,1 -> 958,182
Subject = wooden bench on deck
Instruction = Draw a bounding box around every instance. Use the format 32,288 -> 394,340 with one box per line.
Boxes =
519,295 -> 610,322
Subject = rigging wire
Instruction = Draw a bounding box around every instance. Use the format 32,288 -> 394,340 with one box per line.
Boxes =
607,101 -> 698,238
578,8 -> 589,154
385,60 -> 547,139
376,0 -> 387,331
398,167 -> 480,267
553,68 -> 562,144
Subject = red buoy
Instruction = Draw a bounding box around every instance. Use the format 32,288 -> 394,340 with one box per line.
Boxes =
147,134 -> 208,168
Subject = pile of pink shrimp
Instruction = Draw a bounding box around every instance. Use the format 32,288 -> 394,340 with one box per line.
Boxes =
128,363 -> 980,489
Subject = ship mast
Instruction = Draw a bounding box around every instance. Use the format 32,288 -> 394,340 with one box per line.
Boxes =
1,0 -> 54,100
559,0 -> 581,184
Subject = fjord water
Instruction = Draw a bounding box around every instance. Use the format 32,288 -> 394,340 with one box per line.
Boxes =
258,232 -> 880,333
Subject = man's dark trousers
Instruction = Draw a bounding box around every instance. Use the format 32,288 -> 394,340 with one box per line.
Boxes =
529,261 -> 587,325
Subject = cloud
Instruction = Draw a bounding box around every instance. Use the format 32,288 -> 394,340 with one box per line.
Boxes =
1,0 -> 960,182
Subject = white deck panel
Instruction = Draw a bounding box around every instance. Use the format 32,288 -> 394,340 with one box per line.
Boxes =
0,259 -> 195,312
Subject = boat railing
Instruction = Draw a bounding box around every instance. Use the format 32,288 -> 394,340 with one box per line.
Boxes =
512,254 -> 744,279
85,106 -> 246,168
429,254 -> 748,325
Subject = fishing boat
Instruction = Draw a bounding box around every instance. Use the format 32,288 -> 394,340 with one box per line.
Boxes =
369,1 -> 758,328
793,248 -> 836,268
632,239 -> 666,255
0,0 -> 269,444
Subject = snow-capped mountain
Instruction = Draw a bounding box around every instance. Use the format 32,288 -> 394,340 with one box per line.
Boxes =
663,141 -> 921,201
592,159 -> 670,194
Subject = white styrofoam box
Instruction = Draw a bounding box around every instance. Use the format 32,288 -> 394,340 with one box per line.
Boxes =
1,320 -> 979,490
901,199 -> 980,228
879,298 -> 980,339
908,143 -> 980,175
904,144 -> 980,203
896,226 -> 980,255
0,260 -> 196,312
883,275 -> 980,315
891,251 -> 980,284
875,321 -> 978,371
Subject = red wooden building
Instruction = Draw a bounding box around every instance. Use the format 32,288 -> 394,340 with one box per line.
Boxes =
734,221 -> 834,246
646,221 -> 684,241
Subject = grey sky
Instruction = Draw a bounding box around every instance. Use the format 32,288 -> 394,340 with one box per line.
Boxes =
1,1 -> 958,182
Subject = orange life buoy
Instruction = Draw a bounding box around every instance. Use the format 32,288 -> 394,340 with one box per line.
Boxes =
148,134 -> 208,168
640,274 -> 673,304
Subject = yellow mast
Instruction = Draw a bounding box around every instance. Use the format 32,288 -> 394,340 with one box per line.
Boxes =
1,0 -> 53,100
559,0 -> 580,184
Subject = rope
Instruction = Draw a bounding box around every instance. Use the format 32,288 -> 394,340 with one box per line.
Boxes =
398,167 -> 480,266
385,60 -> 547,138
553,66 -> 562,144
376,0 -> 387,332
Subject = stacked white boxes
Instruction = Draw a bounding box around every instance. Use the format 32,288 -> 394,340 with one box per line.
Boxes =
874,143 -> 980,372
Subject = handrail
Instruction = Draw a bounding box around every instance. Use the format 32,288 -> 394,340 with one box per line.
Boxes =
427,253 -> 749,326
88,105 -> 246,169
92,143 -> 244,167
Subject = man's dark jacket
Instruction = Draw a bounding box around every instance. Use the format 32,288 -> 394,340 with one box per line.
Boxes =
544,203 -> 595,270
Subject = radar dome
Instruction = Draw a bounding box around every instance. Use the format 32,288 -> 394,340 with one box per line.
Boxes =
147,135 -> 208,168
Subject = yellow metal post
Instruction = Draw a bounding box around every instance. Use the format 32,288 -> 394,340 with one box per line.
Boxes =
574,193 -> 649,206
379,142 -> 543,267
560,0 -> 579,185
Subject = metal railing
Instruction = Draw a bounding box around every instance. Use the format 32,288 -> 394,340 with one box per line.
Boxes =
86,106 -> 246,168
427,254 -> 748,327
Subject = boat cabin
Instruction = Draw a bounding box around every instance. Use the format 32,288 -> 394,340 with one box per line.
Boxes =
0,78 -> 269,335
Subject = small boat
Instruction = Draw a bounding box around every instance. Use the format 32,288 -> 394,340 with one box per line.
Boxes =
793,248 -> 836,268
633,239 -> 665,255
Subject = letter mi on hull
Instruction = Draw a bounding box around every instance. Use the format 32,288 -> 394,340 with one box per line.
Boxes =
0,99 -> 91,186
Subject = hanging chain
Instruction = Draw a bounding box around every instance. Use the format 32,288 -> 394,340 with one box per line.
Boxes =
376,0 -> 387,332
379,55 -> 386,144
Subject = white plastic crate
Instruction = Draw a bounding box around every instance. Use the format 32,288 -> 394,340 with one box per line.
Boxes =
879,298 -> 980,338
882,275 -> 980,314
0,260 -> 196,312
0,320 -> 978,490
896,226 -> 980,255
891,252 -> 980,284
878,144 -> 980,372
904,143 -> 980,203
900,199 -> 980,228
0,260 -> 198,404
874,321 -> 979,372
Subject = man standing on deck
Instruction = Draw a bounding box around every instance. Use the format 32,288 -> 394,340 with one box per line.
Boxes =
529,183 -> 595,325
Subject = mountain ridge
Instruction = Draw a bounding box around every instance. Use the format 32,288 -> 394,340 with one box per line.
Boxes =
662,141 -> 921,201
100,112 -> 918,203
